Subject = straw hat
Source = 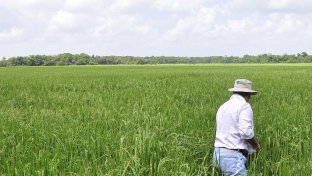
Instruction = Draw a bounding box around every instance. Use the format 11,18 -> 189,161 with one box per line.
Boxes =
228,79 -> 257,95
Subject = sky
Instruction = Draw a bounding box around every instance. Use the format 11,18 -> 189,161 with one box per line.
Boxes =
1,0 -> 312,58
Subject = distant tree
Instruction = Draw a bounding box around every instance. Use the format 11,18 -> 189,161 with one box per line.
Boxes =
0,59 -> 9,67
44,56 -> 58,66
76,53 -> 91,65
301,52 -> 308,57
11,56 -> 28,66
57,53 -> 75,65
1,52 -> 312,67
28,55 -> 45,66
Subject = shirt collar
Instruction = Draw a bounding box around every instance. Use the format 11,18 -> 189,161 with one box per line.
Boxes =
230,94 -> 247,102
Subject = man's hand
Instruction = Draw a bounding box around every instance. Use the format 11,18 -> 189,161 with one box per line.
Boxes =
247,137 -> 260,152
255,142 -> 261,152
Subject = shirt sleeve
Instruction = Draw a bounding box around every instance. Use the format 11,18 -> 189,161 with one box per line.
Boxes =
238,103 -> 254,139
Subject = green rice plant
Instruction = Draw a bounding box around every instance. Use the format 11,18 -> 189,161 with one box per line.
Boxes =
0,64 -> 311,175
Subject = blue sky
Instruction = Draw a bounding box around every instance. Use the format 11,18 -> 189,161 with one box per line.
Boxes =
1,0 -> 312,58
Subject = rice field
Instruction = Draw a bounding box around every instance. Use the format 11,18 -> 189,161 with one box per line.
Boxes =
0,64 -> 311,175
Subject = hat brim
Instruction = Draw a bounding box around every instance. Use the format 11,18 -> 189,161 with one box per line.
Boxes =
228,88 -> 257,95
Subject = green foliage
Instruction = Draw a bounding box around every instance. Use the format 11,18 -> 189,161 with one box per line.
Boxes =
1,52 -> 312,67
0,65 -> 312,175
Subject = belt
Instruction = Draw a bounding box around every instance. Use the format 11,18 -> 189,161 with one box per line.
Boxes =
222,148 -> 248,158
237,149 -> 248,158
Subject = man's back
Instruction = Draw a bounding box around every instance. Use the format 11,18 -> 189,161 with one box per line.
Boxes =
214,94 -> 254,151
213,79 -> 260,176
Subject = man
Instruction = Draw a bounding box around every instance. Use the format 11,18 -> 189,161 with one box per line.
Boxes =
213,79 -> 260,176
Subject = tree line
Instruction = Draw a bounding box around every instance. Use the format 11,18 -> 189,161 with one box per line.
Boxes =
1,52 -> 312,67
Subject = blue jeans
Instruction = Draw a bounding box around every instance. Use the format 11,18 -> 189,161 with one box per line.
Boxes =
213,147 -> 247,176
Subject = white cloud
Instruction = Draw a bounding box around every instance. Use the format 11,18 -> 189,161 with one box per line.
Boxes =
63,0 -> 110,14
64,0 -> 96,11
0,27 -> 23,42
49,11 -> 78,33
132,22 -> 152,34
1,0 -> 312,57
153,0 -> 204,11
227,19 -> 252,33
0,0 -> 63,13
219,0 -> 312,14
165,7 -> 216,41
94,13 -> 153,39
245,13 -> 312,36
221,0 -> 264,14
267,0 -> 312,10
267,0 -> 292,9
109,0 -> 149,12
272,14 -> 305,34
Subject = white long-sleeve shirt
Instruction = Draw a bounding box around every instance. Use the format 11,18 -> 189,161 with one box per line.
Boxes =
214,94 -> 255,151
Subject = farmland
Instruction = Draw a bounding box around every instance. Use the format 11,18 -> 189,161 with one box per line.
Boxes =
0,64 -> 311,175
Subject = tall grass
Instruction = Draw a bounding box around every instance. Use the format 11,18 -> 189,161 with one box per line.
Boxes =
0,64 -> 311,175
